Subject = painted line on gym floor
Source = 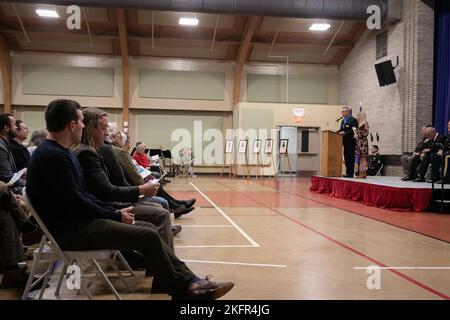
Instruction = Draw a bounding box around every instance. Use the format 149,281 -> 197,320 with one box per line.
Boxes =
175,245 -> 257,248
355,267 -> 450,270
257,178 -> 450,245
184,259 -> 287,268
180,225 -> 234,228
214,179 -> 450,300
190,182 -> 260,247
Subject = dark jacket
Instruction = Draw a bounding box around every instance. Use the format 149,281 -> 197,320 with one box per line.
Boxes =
337,116 -> 358,146
414,137 -> 431,153
0,137 -> 25,194
8,139 -> 30,171
428,134 -> 447,153
74,144 -> 140,203
0,137 -> 17,183
27,139 -> 121,236
367,153 -> 383,176
98,143 -> 130,187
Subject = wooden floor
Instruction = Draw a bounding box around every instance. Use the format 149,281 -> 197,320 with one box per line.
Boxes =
2,176 -> 450,300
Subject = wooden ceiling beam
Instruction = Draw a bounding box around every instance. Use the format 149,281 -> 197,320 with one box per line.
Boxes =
331,22 -> 366,66
233,16 -> 263,106
0,34 -> 12,113
117,8 -> 130,126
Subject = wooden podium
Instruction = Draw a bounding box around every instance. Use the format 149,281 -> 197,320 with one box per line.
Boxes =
321,131 -> 343,177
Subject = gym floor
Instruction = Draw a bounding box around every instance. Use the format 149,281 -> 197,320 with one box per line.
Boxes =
2,176 -> 450,300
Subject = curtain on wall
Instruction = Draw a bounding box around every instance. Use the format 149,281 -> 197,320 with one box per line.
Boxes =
434,0 -> 450,135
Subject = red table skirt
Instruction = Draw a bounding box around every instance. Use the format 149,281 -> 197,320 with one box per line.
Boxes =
310,176 -> 432,212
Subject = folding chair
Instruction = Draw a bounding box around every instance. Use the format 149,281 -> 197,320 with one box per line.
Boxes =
22,190 -> 135,300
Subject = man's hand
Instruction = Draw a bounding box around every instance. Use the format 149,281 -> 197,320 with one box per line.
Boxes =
423,148 -> 431,153
120,206 -> 135,224
13,194 -> 29,212
338,132 -> 345,136
138,182 -> 160,197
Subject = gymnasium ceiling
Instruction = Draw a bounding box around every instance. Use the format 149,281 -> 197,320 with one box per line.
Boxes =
0,1 -> 367,65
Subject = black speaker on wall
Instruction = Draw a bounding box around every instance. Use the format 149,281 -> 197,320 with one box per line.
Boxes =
375,60 -> 397,87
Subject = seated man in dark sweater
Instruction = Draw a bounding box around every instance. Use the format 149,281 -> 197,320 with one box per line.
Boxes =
26,99 -> 233,299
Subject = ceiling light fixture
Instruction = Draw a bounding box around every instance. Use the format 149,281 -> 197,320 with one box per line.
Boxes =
36,9 -> 59,18
309,23 -> 331,31
179,17 -> 199,26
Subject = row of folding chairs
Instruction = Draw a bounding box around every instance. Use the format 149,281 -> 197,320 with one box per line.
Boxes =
22,190 -> 136,300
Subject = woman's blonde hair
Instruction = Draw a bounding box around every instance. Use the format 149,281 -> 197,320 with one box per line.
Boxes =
357,111 -> 368,125
81,107 -> 108,149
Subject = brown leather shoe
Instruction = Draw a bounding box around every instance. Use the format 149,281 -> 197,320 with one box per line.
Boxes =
21,226 -> 43,246
172,225 -> 182,236
174,206 -> 195,219
177,276 -> 234,300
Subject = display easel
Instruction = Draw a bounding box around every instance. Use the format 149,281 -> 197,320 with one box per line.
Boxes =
260,139 -> 275,179
237,140 -> 248,179
220,151 -> 234,178
262,152 -> 275,179
221,140 -> 234,178
237,153 -> 249,179
244,140 -> 263,179
244,151 -> 262,179
278,153 -> 293,180
278,139 -> 293,180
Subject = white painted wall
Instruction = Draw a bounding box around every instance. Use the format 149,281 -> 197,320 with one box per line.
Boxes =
130,57 -> 234,111
11,52 -> 123,108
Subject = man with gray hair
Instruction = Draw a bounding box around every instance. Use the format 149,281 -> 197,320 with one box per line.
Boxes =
414,127 -> 447,182
337,106 -> 358,178
401,126 -> 431,181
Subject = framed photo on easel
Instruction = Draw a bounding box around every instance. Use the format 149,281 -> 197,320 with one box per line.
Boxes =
225,140 -> 234,154
238,140 -> 248,154
279,139 -> 289,154
252,140 -> 261,154
265,139 -> 273,154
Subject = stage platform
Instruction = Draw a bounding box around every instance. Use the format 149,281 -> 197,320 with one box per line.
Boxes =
310,176 -> 450,212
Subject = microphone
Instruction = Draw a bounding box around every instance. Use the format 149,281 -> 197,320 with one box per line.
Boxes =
335,117 -> 343,123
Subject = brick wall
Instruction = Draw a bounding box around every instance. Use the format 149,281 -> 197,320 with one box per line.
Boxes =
338,21 -> 404,156
338,0 -> 434,175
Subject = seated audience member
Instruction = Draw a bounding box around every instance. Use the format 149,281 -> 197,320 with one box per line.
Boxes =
366,145 -> 383,176
107,129 -> 196,218
0,113 -> 25,194
414,127 -> 447,182
72,107 -> 176,251
26,99 -> 234,299
8,120 -> 30,171
0,181 -> 41,288
98,126 -> 186,236
27,129 -> 48,156
133,143 -> 150,168
134,142 -> 170,183
401,126 -> 432,181
443,120 -> 450,183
